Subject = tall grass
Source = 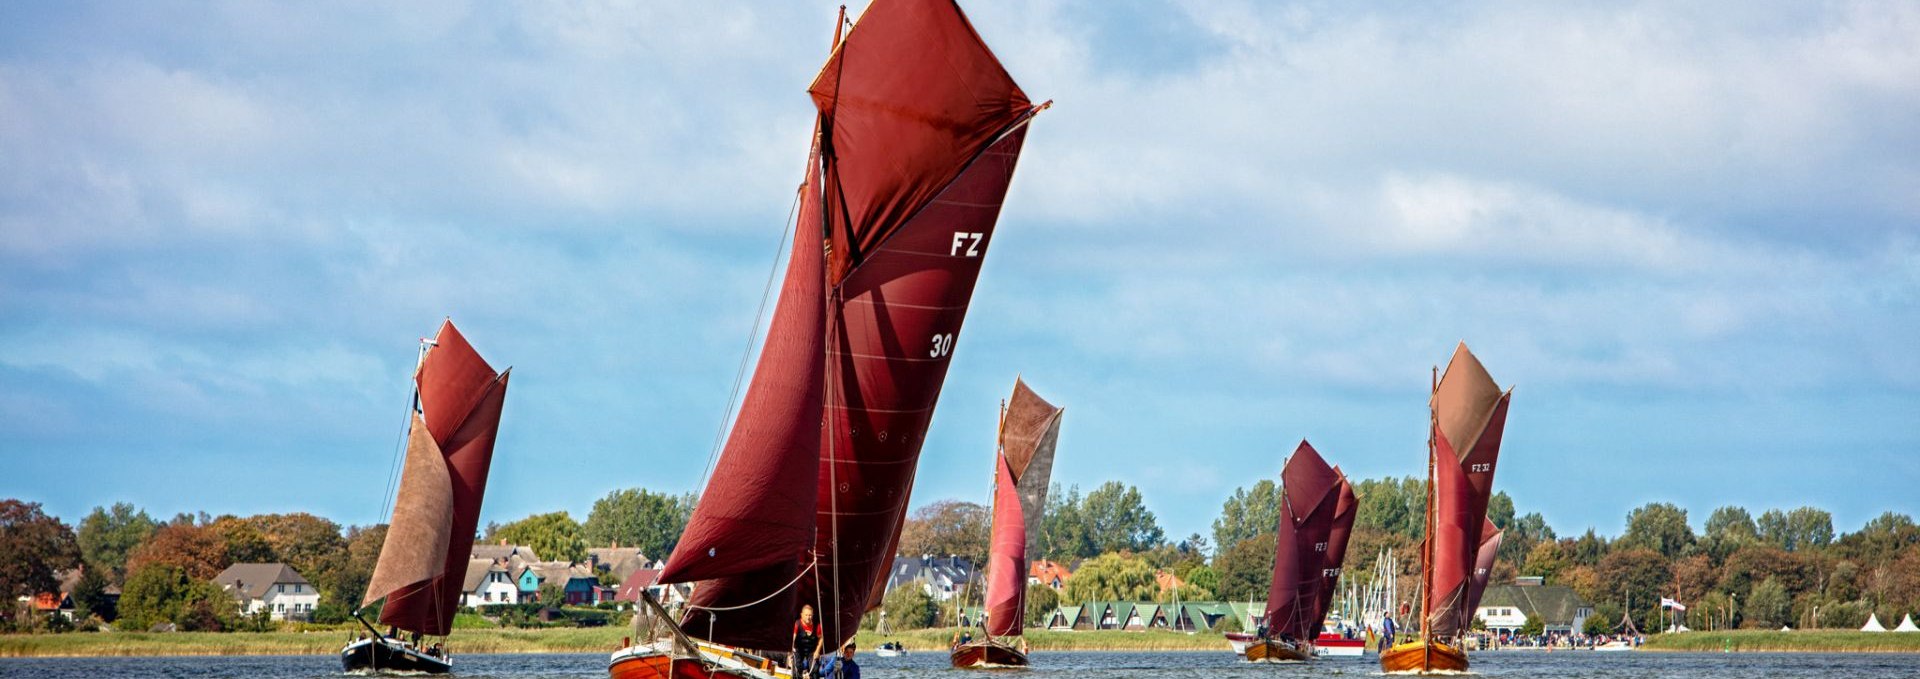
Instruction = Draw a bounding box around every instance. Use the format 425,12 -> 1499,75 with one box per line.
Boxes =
1639,630 -> 1920,653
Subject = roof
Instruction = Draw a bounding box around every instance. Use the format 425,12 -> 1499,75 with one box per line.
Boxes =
461,559 -> 504,593
1478,585 -> 1591,626
1029,559 -> 1071,585
213,563 -> 310,600
588,547 -> 650,578
471,543 -> 542,566
885,555 -> 975,592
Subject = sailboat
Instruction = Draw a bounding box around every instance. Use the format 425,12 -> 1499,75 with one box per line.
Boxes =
1380,343 -> 1512,674
1228,441 -> 1356,662
951,379 -> 1063,669
608,2 -> 1047,678
342,320 -> 512,674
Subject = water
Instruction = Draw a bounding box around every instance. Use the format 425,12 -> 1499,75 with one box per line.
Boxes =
1,650 -> 1914,679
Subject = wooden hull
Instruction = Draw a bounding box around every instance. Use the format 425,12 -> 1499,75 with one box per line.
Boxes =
1378,639 -> 1468,674
1242,638 -> 1311,662
341,636 -> 452,674
949,640 -> 1029,669
609,642 -> 789,679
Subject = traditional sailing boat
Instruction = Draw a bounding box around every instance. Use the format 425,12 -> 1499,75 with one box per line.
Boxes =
609,2 -> 1046,678
342,320 -> 512,674
1380,343 -> 1512,674
1228,441 -> 1356,662
951,379 -> 1063,669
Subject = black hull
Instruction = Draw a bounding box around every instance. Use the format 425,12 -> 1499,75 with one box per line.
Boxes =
341,637 -> 453,674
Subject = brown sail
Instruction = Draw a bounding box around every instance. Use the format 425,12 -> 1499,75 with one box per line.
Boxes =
367,320 -> 511,637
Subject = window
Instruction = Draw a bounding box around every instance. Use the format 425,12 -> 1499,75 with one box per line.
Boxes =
277,584 -> 285,593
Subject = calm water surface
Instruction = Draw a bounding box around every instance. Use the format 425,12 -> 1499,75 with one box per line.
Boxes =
2,650 -> 1914,679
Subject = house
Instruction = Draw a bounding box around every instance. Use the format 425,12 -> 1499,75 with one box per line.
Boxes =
471,542 -> 543,570
512,564 -> 543,600
1045,604 -> 1083,630
460,559 -> 521,607
530,562 -> 603,606
1028,560 -> 1071,590
586,546 -> 652,583
615,571 -> 691,609
884,554 -> 975,603
1475,579 -> 1593,634
214,563 -> 320,621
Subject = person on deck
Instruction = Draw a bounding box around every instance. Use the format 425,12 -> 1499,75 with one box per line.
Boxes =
1381,614 -> 1397,650
815,641 -> 860,679
791,604 -> 821,677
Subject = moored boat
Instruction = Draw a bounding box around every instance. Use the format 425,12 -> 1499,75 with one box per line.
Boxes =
1379,343 -> 1513,675
607,2 -> 1048,677
950,379 -> 1063,670
341,320 -> 512,675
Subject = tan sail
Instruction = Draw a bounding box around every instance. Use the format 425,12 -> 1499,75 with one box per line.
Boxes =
1431,342 -> 1503,462
362,414 -> 455,607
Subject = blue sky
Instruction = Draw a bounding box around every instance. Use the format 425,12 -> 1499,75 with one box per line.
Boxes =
3,1 -> 1916,546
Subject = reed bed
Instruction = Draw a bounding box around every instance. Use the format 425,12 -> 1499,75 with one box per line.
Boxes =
1638,629 -> 1920,653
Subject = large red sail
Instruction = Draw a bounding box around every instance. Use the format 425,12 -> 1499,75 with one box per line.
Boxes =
666,152 -> 828,638
809,0 -> 1033,284
1422,343 -> 1512,640
376,320 -> 510,637
1267,441 -> 1349,641
1466,521 -> 1503,615
670,0 -> 1043,651
1311,472 -> 1358,633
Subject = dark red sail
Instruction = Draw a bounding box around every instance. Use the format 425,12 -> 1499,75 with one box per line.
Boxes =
985,455 -> 1026,637
668,0 -> 1043,652
374,320 -> 510,637
1467,521 -> 1503,614
809,0 -> 1033,284
1267,441 -> 1351,641
1421,343 -> 1512,640
1311,472 -> 1358,632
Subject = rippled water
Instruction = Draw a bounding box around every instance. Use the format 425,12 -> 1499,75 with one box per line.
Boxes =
2,650 -> 1915,678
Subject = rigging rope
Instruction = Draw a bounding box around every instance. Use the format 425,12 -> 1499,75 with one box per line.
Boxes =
683,557 -> 820,613
694,184 -> 804,490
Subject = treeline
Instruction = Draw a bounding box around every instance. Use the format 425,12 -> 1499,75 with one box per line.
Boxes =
0,489 -> 696,634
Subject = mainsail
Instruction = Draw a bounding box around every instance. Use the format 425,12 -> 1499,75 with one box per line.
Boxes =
1421,343 -> 1512,640
984,379 -> 1063,637
1266,441 -> 1357,641
659,0 -> 1045,652
364,320 -> 511,637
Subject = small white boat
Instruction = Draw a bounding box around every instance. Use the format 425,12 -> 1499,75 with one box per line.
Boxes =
875,642 -> 906,658
1594,640 -> 1635,652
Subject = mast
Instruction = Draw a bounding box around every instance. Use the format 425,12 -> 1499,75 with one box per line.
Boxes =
1421,365 -> 1437,644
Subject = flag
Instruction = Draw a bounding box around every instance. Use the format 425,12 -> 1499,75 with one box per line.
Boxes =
1661,597 -> 1687,611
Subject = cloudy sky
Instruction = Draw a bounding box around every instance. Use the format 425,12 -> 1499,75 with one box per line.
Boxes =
3,1 -> 1916,545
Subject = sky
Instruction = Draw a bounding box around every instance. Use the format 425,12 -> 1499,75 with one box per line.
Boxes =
2,1 -> 1916,547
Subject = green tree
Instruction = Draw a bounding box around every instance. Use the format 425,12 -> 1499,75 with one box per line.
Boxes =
1079,481 -> 1164,553
75,503 -> 157,584
898,500 -> 990,566
583,488 -> 696,560
1024,583 -> 1059,627
1352,476 -> 1426,539
71,567 -> 117,622
1519,614 -> 1545,636
117,563 -> 232,631
1782,507 -> 1834,552
1063,552 -> 1157,602
492,512 -> 588,563
1521,537 -> 1570,581
1183,565 -> 1221,598
1570,529 -> 1609,566
1619,502 -> 1696,558
1594,548 -> 1672,613
1213,534 -> 1275,601
1743,576 -> 1791,629
1704,506 -> 1758,559
1038,484 -> 1094,560
1487,492 -> 1516,532
0,500 -> 82,603
882,584 -> 938,630
1211,479 -> 1280,554
1498,512 -> 1556,566
246,513 -> 345,577
537,581 -> 567,607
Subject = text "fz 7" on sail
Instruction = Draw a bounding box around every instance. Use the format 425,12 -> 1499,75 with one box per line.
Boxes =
951,232 -> 984,257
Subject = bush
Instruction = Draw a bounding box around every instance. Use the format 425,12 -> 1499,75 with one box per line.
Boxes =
881,586 -> 938,630
1214,613 -> 1243,634
1024,585 -> 1059,628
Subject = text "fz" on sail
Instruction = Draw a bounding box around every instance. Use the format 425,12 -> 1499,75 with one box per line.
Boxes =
950,232 -> 984,257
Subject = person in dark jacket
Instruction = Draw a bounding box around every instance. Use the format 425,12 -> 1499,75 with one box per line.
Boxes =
791,604 -> 820,677
815,641 -> 859,679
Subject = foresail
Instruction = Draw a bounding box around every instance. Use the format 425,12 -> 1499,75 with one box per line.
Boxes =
985,455 -> 1027,637
809,0 -> 1034,284
363,416 -> 454,608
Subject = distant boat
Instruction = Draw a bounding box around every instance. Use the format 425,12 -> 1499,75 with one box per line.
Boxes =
1379,343 -> 1512,675
1227,441 -> 1356,663
951,379 -> 1063,669
606,2 -> 1047,678
343,320 -> 512,674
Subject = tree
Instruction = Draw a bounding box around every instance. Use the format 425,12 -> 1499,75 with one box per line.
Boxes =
1038,484 -> 1094,560
1570,529 -> 1609,566
1352,476 -> 1425,539
492,512 -> 587,563
1487,492 -> 1516,532
1214,534 -> 1275,601
898,500 -> 990,566
1594,548 -> 1672,613
1670,554 -> 1717,603
1743,576 -> 1790,629
1079,481 -> 1164,553
76,503 -> 157,584
0,500 -> 82,603
246,513 -> 345,577
1836,512 -> 1918,565
71,567 -> 117,622
1522,540 -> 1570,582
1619,502 -> 1696,558
538,581 -> 566,607
1024,583 -> 1059,628
1519,614 -> 1544,637
1211,479 -> 1280,554
208,516 -> 277,564
1718,545 -> 1814,599
1782,507 -> 1834,552
583,488 -> 696,561
1183,565 -> 1221,599
1498,512 -> 1556,566
126,522 -> 231,580
881,582 -> 938,630
117,563 -> 235,631
1063,552 -> 1157,602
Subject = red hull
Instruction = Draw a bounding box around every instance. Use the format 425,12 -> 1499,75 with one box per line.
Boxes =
609,647 -> 784,679
950,640 -> 1029,668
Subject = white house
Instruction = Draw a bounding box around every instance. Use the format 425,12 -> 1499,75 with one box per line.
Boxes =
214,563 -> 320,621
461,559 -> 521,607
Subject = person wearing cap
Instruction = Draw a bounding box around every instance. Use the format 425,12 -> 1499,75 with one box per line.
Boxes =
814,641 -> 860,679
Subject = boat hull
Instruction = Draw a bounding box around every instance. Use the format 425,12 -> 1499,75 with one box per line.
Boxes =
609,641 -> 790,679
1242,638 -> 1311,662
1378,639 -> 1467,674
341,637 -> 452,674
949,640 -> 1029,668
1313,636 -> 1366,658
